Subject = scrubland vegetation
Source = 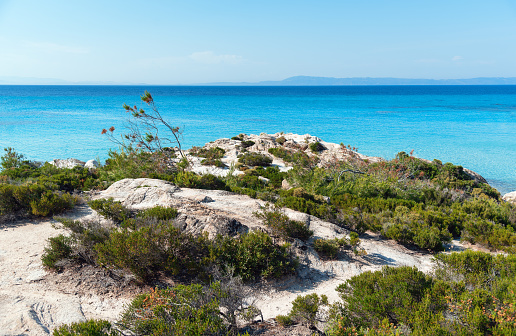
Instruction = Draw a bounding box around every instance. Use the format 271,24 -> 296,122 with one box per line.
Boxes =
2,92 -> 515,335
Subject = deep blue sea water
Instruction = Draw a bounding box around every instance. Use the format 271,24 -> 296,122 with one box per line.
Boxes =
0,85 -> 515,194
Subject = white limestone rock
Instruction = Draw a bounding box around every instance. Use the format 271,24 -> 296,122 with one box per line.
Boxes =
84,159 -> 100,169
48,158 -> 85,169
503,191 -> 516,204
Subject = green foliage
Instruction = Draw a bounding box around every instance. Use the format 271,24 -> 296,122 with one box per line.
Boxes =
53,319 -> 116,336
289,293 -> 329,326
0,182 -> 76,218
99,148 -> 176,185
254,206 -> 313,241
88,198 -> 131,224
268,147 -> 316,167
190,146 -> 225,160
137,205 -> 178,221
333,266 -> 434,328
120,284 -> 226,336
214,230 -> 297,282
52,217 -> 111,264
241,140 -> 255,148
1,147 -> 28,170
174,171 -> 227,190
41,234 -> 73,270
276,314 -> 295,327
313,237 -> 348,259
95,223 -> 211,282
275,136 -> 286,145
238,152 -> 272,167
30,190 -> 77,216
309,141 -> 326,153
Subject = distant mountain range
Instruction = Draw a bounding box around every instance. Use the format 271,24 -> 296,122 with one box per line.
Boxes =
2,75 -> 516,86
208,76 -> 516,86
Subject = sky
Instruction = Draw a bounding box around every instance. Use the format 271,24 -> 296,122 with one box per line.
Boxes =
0,0 -> 515,84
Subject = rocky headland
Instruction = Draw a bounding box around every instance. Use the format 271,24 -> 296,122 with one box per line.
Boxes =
0,133 -> 514,335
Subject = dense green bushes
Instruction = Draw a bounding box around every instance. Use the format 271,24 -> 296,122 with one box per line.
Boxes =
323,251 -> 516,335
213,230 -> 297,281
238,152 -> 272,167
0,183 -> 77,218
44,204 -> 297,283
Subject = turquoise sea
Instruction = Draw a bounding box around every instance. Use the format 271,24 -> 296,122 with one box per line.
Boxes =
0,85 -> 515,194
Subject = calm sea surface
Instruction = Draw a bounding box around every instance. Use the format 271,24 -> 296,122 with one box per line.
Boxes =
0,85 -> 515,194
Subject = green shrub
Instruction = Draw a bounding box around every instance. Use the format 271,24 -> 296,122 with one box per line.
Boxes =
214,230 -> 297,282
238,152 -> 272,167
309,141 -> 325,153
30,191 -> 77,217
88,198 -> 131,224
255,206 -> 313,241
313,238 -> 347,259
333,266 -> 434,328
174,171 -> 227,190
53,217 -> 111,264
95,223 -> 211,282
137,205 -> 178,221
201,158 -> 227,168
276,314 -> 294,327
41,234 -> 73,270
241,140 -> 255,148
190,146 -> 225,160
276,136 -> 286,145
289,293 -> 329,326
98,148 -> 175,185
121,284 -> 225,336
53,319 -> 115,336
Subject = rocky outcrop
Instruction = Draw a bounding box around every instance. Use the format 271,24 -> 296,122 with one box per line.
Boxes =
96,178 -> 179,209
48,158 -> 85,169
503,191 -> 516,204
463,168 -> 488,184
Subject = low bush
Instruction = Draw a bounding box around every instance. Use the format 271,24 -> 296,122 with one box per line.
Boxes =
289,293 -> 329,327
136,205 -> 178,221
41,234 -> 73,270
190,146 -> 225,160
99,148 -> 176,185
201,158 -> 227,168
330,266 -> 436,330
174,171 -> 227,190
0,182 -> 76,218
53,319 -> 116,336
268,147 -> 317,167
254,206 -> 313,241
95,223 -> 211,282
88,198 -> 131,224
309,141 -> 326,153
30,190 -> 77,216
313,238 -> 346,259
238,152 -> 272,167
276,314 -> 295,327
120,284 -> 226,336
241,140 -> 255,148
275,136 -> 286,145
214,230 -> 297,282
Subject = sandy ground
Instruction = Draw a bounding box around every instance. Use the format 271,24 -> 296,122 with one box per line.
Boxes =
0,207 -> 131,336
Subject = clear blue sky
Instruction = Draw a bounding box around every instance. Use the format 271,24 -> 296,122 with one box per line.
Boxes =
0,0 -> 515,84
